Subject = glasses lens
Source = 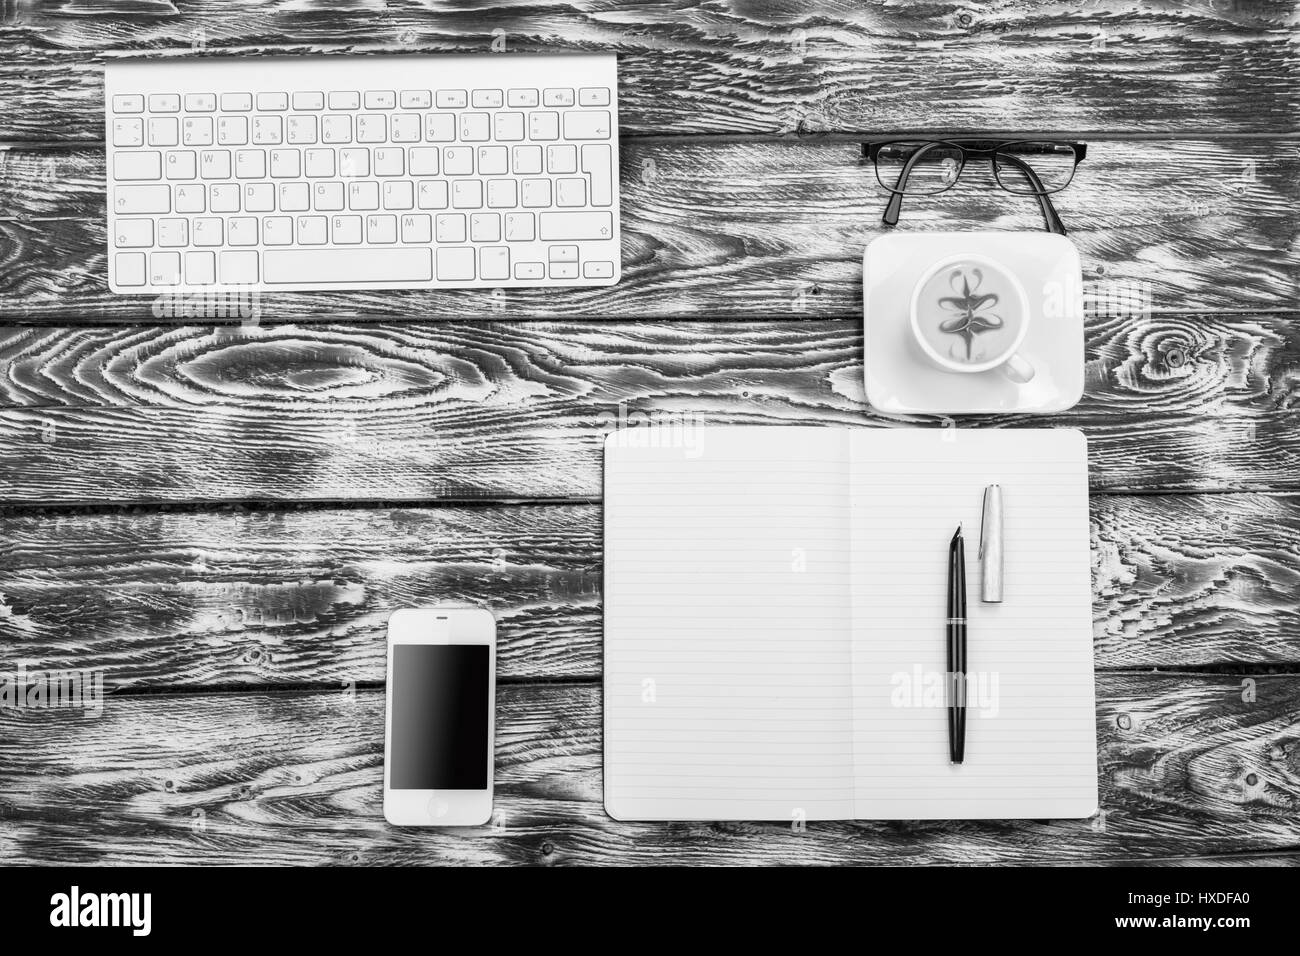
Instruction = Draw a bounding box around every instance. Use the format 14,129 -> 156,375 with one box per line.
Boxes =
874,141 -> 964,195
994,142 -> 1078,194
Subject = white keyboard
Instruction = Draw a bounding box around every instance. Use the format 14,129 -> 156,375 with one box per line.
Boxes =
103,54 -> 621,294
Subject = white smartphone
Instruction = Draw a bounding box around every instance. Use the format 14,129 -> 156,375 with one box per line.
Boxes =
383,607 -> 495,826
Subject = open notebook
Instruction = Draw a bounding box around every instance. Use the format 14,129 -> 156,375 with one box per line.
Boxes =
604,427 -> 1098,821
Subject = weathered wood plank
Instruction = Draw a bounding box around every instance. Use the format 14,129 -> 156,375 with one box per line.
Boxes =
2,0 -> 1297,139
1,676 -> 1296,864
0,318 -> 1295,501
1,139 -> 1297,320
1,495 -> 1296,688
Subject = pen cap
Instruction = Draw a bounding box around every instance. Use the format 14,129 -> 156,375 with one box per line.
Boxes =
980,484 -> 1003,603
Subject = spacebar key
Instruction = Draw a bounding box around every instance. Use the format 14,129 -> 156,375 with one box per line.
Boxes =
538,212 -> 613,241
263,248 -> 432,284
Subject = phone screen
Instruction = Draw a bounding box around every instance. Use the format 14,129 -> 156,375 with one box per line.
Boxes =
389,644 -> 490,790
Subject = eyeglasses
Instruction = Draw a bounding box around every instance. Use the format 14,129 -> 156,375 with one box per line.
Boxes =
862,139 -> 1086,235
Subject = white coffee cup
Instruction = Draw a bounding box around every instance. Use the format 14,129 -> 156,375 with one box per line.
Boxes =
909,253 -> 1035,383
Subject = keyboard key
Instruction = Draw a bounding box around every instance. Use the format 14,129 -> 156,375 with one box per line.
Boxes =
543,88 -> 574,107
443,146 -> 473,175
539,210 -> 613,240
228,217 -> 258,245
480,246 -> 510,281
504,212 -> 534,241
219,250 -> 259,283
287,115 -> 318,144
252,115 -> 283,144
270,148 -> 301,178
472,89 -> 503,108
366,214 -> 397,243
113,184 -> 170,214
115,151 -> 161,181
113,117 -> 144,147
304,149 -> 335,177
409,147 -> 439,175
555,177 -> 586,207
148,117 -> 179,146
390,114 -> 421,143
546,144 -> 577,174
322,115 -> 352,143
373,147 -> 404,178
494,112 -> 524,142
435,214 -> 465,243
424,113 -> 455,142
115,252 -> 147,286
314,182 -> 345,210
201,149 -> 232,179
579,88 -> 610,107
221,93 -> 253,112
183,116 -> 214,146
487,179 -> 517,209
400,90 -> 432,109
329,91 -> 360,110
383,181 -> 414,209
581,144 -> 613,206
564,110 -> 612,139
175,183 -> 205,212
165,150 -> 197,180
507,89 -> 539,108
210,183 -> 240,212
218,116 -> 248,145
332,215 -> 362,243
584,260 -> 614,279
470,213 -> 500,242
114,219 -> 153,247
185,93 -> 217,113
297,215 -> 328,244
401,213 -> 431,243
264,248 -> 433,283
521,179 -> 551,208
436,90 -> 467,109
436,247 -> 475,281
257,92 -> 289,111
293,91 -> 325,111
263,216 -> 293,245
356,114 -> 386,143
339,148 -> 370,177
348,181 -> 379,209
150,251 -> 182,285
459,112 -> 489,141
549,261 -> 578,279
185,250 -> 216,284
417,180 -> 448,209
365,90 -> 396,109
477,146 -> 508,175
514,261 -> 544,280
244,183 -> 275,212
452,180 -> 482,209
279,181 -> 310,210
512,145 -> 542,175
235,149 -> 266,179
548,245 -> 578,263
193,217 -> 224,245
112,95 -> 144,114
528,112 -> 559,141
149,94 -> 181,113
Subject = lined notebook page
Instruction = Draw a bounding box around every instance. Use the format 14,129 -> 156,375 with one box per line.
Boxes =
604,428 -> 856,821
849,428 -> 1097,819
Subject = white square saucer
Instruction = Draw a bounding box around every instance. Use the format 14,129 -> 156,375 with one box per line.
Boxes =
863,232 -> 1085,415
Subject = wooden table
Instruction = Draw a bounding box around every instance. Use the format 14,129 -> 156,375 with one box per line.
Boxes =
1,1 -> 1297,866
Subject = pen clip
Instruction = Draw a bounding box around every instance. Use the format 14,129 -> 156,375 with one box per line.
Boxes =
979,486 -> 990,559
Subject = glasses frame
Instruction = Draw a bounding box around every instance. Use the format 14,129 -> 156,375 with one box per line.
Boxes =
862,139 -> 1087,236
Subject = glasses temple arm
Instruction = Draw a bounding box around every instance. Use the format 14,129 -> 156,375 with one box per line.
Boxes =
881,146 -> 939,227
996,154 -> 1067,236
